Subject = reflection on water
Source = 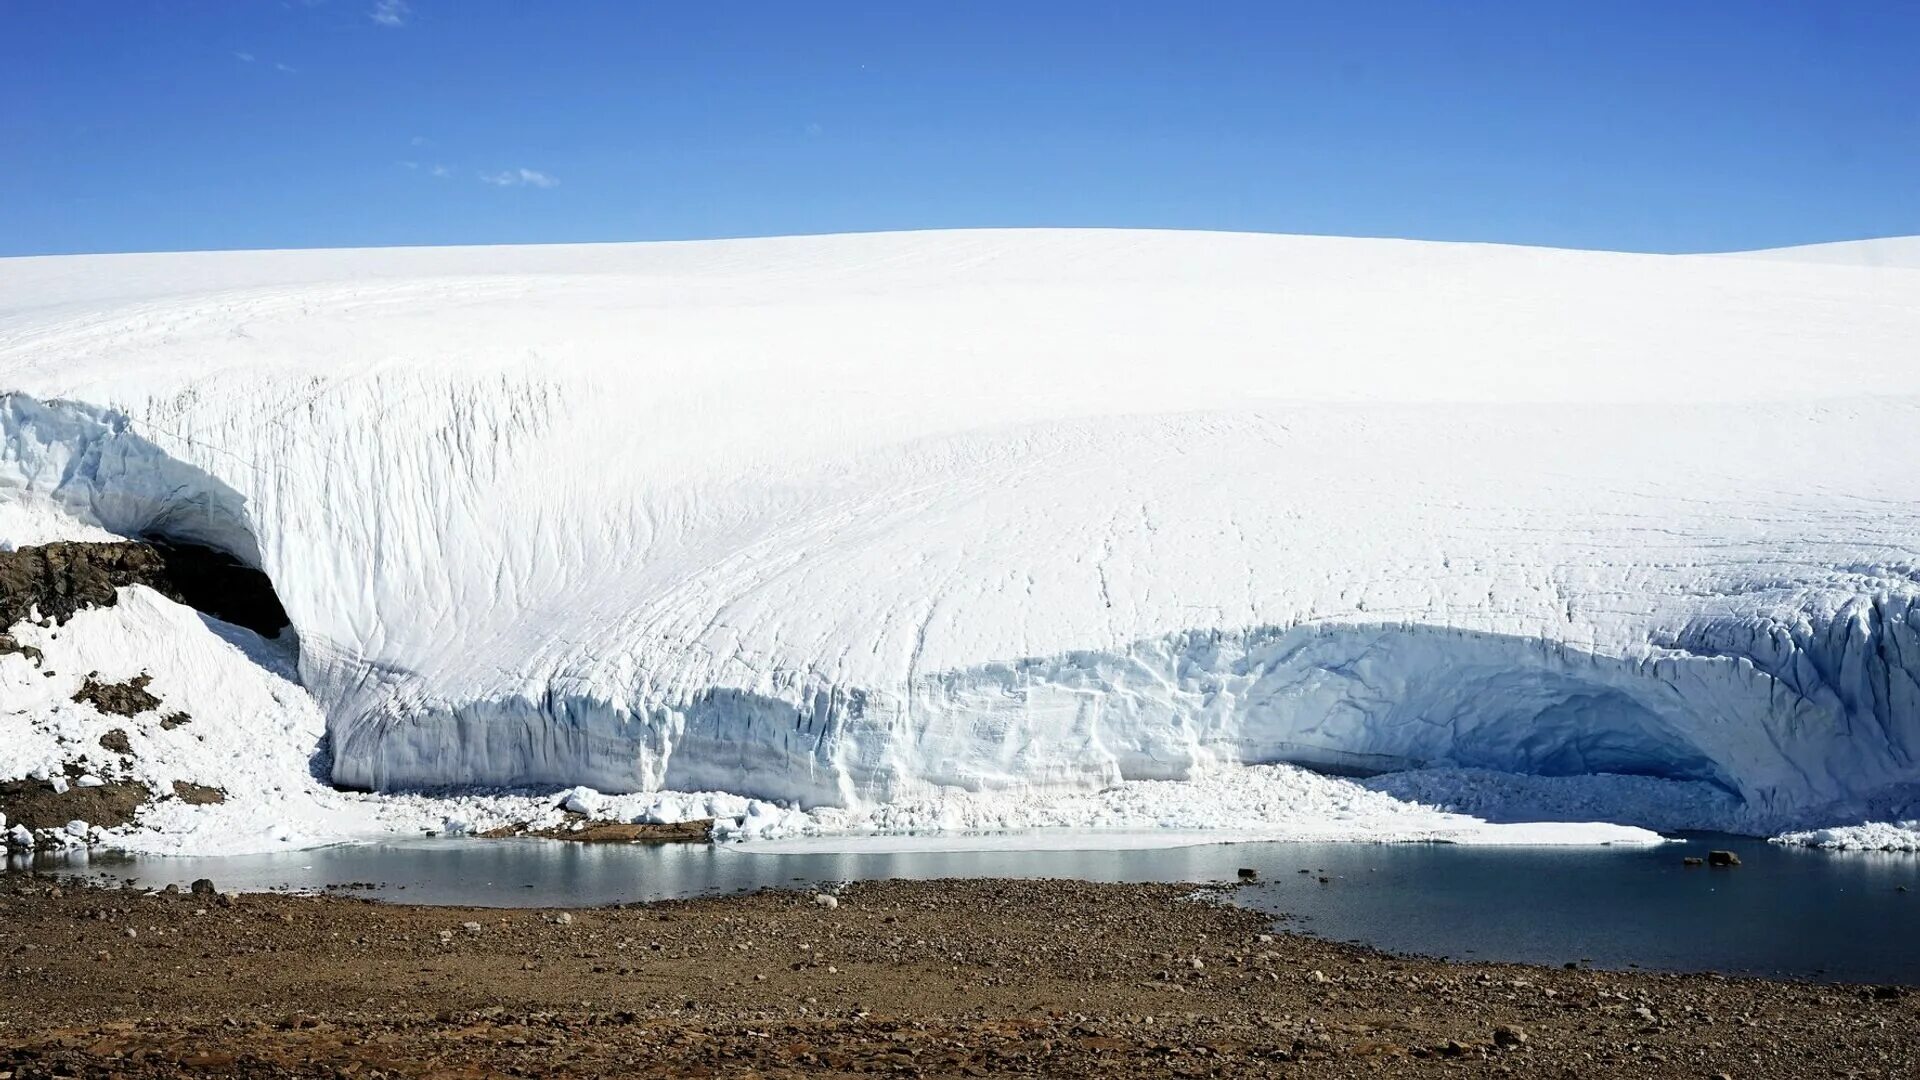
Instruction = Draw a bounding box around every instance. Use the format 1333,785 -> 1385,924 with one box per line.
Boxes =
21,831 -> 1919,985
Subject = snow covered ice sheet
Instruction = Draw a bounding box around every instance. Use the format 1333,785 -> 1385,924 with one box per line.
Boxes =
1,229 -> 1917,852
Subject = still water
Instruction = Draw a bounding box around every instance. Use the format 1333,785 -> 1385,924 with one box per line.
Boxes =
32,831 -> 1920,985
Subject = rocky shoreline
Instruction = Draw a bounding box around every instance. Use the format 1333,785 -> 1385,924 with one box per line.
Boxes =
0,873 -> 1912,1078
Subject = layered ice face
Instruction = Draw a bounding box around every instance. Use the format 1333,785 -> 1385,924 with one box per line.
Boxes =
1,229 -> 1916,830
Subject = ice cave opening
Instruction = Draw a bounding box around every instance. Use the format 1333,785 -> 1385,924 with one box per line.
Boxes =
137,537 -> 289,639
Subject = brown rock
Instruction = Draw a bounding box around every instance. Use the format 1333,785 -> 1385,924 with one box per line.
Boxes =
171,781 -> 227,805
72,673 -> 162,717
0,775 -> 151,831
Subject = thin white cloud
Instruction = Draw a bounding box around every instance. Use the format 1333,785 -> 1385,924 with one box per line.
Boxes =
480,168 -> 559,189
430,164 -> 452,178
370,0 -> 409,27
237,50 -> 295,72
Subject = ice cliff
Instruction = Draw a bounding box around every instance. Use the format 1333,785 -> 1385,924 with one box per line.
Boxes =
1,229 -> 1916,831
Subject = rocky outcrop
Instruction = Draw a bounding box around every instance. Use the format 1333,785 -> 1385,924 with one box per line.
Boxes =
72,673 -> 162,717
0,774 -> 151,831
0,541 -> 170,628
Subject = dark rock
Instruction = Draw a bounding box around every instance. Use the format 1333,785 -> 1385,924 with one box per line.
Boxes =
0,776 -> 151,831
1707,850 -> 1741,867
171,781 -> 227,805
1237,868 -> 1258,882
159,712 -> 192,730
190,879 -> 217,896
0,632 -> 43,666
0,541 -> 172,628
99,729 -> 133,755
1492,1025 -> 1528,1048
1682,856 -> 1704,867
73,673 -> 162,716
478,818 -> 713,844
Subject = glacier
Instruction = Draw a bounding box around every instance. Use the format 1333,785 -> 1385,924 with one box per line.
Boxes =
1,228 -> 1917,841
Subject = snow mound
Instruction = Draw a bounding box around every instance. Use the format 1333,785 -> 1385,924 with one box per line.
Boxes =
2,228 -> 1918,839
1772,821 -> 1920,852
1728,235 -> 1920,269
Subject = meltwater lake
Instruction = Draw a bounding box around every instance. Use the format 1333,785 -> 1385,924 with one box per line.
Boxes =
31,831 -> 1920,986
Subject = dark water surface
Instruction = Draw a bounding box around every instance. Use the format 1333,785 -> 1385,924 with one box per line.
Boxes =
32,831 -> 1920,985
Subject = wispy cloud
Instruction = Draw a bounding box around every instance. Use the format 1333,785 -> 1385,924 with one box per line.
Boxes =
236,50 -> 297,73
430,164 -> 452,178
480,168 -> 559,189
370,0 -> 409,27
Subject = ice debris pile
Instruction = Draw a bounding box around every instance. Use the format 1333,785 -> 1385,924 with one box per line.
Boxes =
2,229 -> 1918,853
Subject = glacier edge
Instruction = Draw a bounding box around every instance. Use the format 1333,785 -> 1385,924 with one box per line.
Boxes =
3,229 -> 1918,840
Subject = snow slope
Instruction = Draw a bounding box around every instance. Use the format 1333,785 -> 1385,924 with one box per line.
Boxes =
1727,235 -> 1920,270
1,229 -> 1917,837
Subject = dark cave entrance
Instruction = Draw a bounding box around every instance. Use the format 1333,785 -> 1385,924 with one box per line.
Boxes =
142,538 -> 290,637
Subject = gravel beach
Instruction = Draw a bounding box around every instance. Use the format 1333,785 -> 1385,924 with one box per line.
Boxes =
1,872 -> 1913,1078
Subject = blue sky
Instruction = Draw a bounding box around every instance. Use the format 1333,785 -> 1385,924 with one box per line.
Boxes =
5,1 -> 1916,256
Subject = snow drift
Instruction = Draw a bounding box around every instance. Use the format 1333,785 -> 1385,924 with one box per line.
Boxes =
1,229 -> 1916,833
